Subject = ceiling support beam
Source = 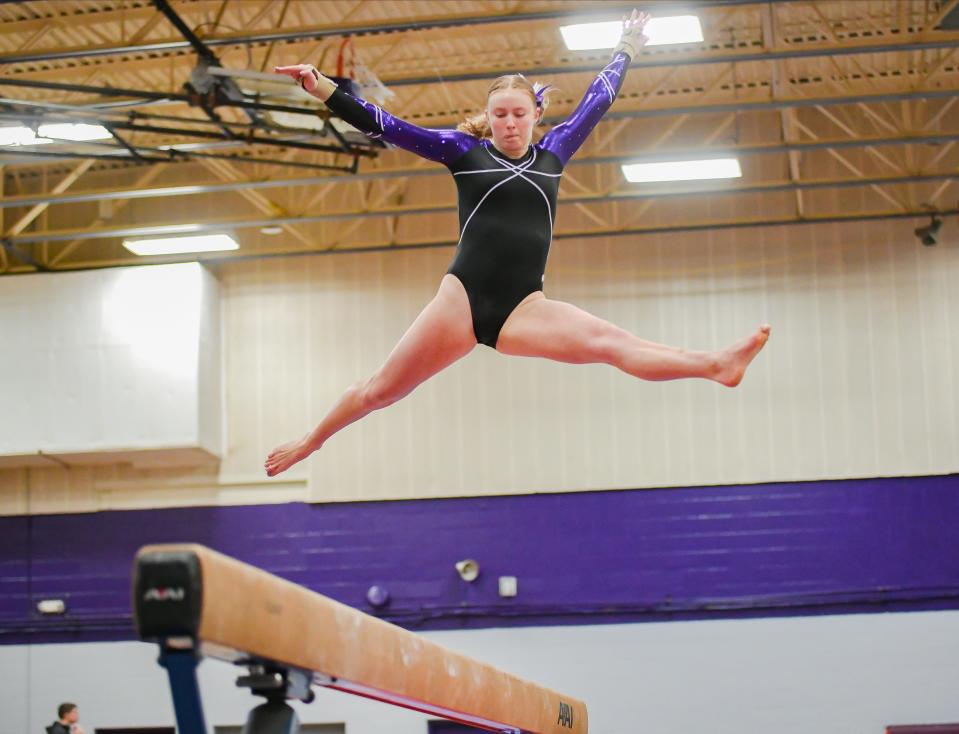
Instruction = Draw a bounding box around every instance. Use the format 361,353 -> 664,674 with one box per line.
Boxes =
11,170 -> 958,247
200,156 -> 315,249
16,206 -> 958,275
6,130 -> 959,209
4,159 -> 94,238
0,2 -> 837,67
48,163 -> 171,267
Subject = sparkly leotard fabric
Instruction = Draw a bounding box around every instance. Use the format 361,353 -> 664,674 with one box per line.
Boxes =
324,53 -> 630,346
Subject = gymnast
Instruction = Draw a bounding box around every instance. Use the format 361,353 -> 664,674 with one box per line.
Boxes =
266,10 -> 770,476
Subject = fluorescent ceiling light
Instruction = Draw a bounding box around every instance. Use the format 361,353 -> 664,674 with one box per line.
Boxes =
38,123 -> 112,141
131,223 -> 205,237
0,123 -> 112,146
0,126 -> 53,146
560,15 -> 703,50
622,158 -> 742,183
123,233 -> 239,256
645,15 -> 704,46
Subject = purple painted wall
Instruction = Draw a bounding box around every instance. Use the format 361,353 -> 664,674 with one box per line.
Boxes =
2,474 -> 958,644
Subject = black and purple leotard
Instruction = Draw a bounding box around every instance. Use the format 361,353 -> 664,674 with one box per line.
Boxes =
324,53 -> 631,347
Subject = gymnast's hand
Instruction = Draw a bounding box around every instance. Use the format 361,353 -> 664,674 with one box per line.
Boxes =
274,63 -> 337,101
615,9 -> 651,59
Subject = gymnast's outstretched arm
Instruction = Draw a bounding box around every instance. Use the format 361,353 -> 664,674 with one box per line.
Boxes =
274,64 -> 476,167
540,10 -> 650,166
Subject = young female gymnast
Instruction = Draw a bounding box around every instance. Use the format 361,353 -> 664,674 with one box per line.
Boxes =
266,10 -> 770,476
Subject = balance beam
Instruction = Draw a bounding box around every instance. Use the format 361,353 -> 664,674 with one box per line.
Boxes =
133,544 -> 587,734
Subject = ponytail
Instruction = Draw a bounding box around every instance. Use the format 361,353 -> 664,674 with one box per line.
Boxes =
457,111 -> 491,137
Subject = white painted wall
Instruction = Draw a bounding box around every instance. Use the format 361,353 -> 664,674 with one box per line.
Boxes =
3,611 -> 958,734
0,262 -> 222,467
1,219 -> 957,510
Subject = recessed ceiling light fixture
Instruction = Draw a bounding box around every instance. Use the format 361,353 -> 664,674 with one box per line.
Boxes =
123,233 -> 239,256
0,123 -> 112,146
560,15 -> 704,51
622,157 -> 743,183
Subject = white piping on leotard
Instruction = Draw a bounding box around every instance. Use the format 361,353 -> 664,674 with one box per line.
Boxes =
453,146 -> 540,248
596,59 -> 622,103
453,158 -> 562,178
483,146 -> 555,242
539,57 -> 623,162
453,166 -> 560,177
447,57 -> 625,252
366,104 -> 385,139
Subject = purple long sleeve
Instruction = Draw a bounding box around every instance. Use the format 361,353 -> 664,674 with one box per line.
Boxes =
540,52 -> 631,167
324,87 -> 478,167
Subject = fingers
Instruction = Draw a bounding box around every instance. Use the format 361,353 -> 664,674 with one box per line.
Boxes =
273,65 -> 305,85
622,9 -> 650,29
622,9 -> 649,30
273,64 -> 316,79
273,64 -> 321,91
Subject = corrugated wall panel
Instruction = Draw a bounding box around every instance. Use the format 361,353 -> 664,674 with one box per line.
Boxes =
215,217 -> 957,501
1,219 -> 955,509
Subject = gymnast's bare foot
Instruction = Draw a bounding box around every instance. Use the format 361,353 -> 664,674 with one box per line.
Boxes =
265,436 -> 316,476
714,324 -> 771,387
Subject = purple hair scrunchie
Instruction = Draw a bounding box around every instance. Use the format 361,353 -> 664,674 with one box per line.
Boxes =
534,84 -> 554,108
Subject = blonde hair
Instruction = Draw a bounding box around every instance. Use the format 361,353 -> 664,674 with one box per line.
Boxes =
457,74 -> 555,138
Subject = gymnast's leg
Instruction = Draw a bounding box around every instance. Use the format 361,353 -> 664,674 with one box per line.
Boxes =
495,293 -> 769,386
265,274 -> 476,476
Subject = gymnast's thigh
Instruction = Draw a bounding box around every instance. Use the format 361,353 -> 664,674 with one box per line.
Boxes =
495,295 -> 625,364
375,273 -> 477,389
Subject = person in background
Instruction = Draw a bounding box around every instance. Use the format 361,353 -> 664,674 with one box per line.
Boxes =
46,702 -> 85,734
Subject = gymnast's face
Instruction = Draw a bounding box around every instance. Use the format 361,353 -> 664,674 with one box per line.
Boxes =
486,89 -> 540,158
